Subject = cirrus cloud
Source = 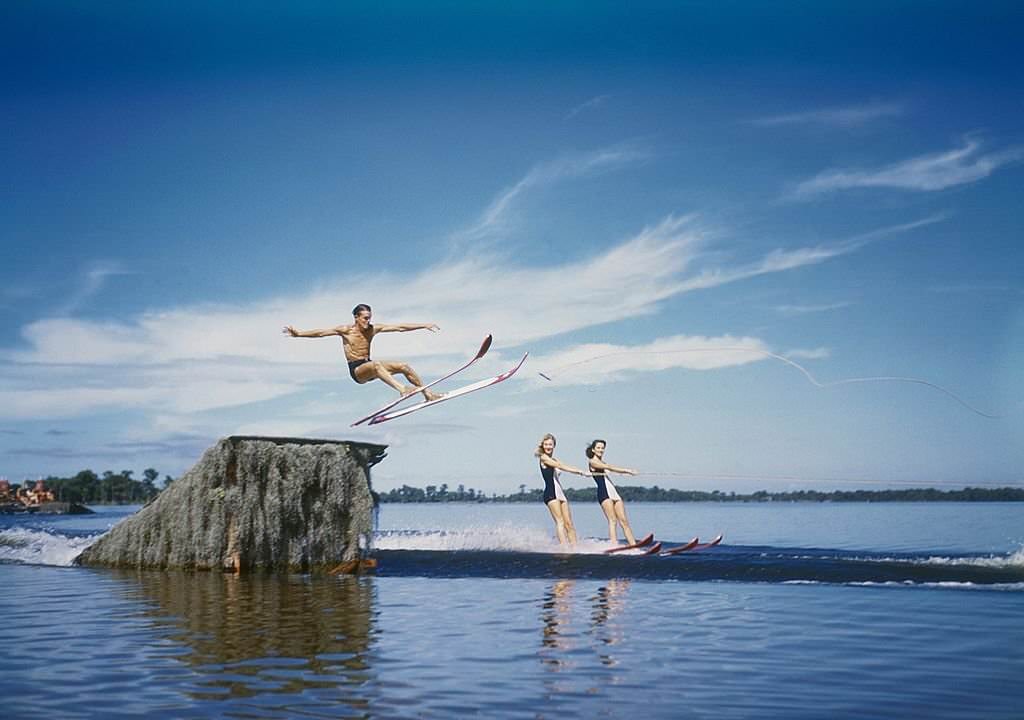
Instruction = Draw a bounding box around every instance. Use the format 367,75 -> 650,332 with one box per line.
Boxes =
794,136 -> 1023,197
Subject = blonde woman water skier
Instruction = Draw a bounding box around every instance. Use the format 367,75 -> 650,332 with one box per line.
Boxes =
586,439 -> 639,546
535,434 -> 587,546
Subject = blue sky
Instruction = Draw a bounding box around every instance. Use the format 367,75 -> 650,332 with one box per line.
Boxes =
2,2 -> 1022,493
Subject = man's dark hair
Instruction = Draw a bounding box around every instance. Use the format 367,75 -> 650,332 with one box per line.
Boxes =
352,303 -> 372,317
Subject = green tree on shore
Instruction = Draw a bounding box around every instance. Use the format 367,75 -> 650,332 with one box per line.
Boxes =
375,483 -> 1024,504
24,468 -> 172,505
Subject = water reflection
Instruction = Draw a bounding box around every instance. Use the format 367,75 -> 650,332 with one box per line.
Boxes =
536,577 -> 630,684
540,579 -> 575,668
589,579 -> 630,667
108,569 -> 378,714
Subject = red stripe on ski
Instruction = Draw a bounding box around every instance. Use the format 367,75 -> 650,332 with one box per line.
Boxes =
604,532 -> 654,554
660,534 -> 723,555
367,352 -> 528,424
351,335 -> 493,427
658,537 -> 700,556
693,534 -> 723,550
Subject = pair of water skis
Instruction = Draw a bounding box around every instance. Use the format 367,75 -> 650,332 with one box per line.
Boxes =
351,335 -> 527,426
603,533 -> 724,556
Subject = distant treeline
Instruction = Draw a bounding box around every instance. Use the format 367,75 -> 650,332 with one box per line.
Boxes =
14,469 -> 175,505
14,473 -> 1023,505
377,484 -> 1024,503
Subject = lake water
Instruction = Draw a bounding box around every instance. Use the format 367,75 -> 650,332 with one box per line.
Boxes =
2,502 -> 1022,719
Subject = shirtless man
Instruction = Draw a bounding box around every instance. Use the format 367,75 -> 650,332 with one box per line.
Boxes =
283,304 -> 442,401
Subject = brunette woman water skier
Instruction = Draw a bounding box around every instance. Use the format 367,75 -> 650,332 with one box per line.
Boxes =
586,439 -> 639,546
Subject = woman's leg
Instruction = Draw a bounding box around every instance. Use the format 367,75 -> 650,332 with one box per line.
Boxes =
546,499 -> 568,544
600,498 -> 618,543
612,500 -> 636,545
560,500 -> 578,545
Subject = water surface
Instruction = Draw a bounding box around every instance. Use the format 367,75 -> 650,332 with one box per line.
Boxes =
2,502 -> 1021,718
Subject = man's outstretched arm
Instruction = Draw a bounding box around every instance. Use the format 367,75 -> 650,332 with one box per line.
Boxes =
282,325 -> 345,338
374,323 -> 440,333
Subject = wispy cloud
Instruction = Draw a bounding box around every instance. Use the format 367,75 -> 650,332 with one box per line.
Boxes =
752,101 -> 904,128
794,136 -> 1024,198
784,347 -> 830,360
0,213 -> 941,422
452,144 -> 649,246
774,302 -> 852,316
930,283 -> 1024,295
669,215 -> 945,295
6,434 -> 209,461
529,335 -> 773,386
532,337 -> 997,420
57,261 -> 134,316
565,94 -> 611,120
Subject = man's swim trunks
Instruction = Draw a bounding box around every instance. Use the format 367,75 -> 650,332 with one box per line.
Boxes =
348,358 -> 371,381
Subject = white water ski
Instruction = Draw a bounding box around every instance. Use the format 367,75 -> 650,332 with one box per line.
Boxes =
350,335 -> 493,427
367,353 -> 529,424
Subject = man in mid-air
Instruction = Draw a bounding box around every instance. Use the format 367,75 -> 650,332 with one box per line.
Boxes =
283,303 -> 441,401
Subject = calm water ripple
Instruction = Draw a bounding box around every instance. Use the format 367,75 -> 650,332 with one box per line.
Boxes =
2,503 -> 1023,718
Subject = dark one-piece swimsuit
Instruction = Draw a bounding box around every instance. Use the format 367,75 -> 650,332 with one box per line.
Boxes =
540,463 -> 566,504
591,469 -> 621,503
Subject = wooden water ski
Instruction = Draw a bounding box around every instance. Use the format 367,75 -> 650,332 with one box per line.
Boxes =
604,532 -> 655,554
367,353 -> 528,424
351,335 -> 493,427
658,537 -> 700,556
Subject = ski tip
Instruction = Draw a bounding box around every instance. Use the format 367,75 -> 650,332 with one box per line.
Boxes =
477,334 -> 493,358
659,536 -> 699,556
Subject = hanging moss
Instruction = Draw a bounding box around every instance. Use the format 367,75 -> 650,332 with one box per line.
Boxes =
75,436 -> 386,573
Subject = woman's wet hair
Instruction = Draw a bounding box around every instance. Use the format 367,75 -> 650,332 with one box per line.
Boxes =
585,439 -> 607,459
535,433 -> 557,457
352,303 -> 372,316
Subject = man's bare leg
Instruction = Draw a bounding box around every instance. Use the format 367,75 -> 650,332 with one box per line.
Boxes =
379,360 -> 441,401
355,361 -> 406,394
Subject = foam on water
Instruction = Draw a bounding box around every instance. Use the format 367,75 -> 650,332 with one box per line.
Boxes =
846,580 -> 1024,591
373,525 -> 611,554
856,545 -> 1024,569
0,527 -> 100,567
784,579 -> 1024,591
916,546 -> 1024,568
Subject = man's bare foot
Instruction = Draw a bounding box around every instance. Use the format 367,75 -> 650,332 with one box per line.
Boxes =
404,385 -> 441,402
